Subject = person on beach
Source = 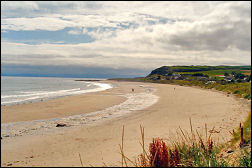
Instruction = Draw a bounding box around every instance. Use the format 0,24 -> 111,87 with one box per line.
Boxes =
132,88 -> 134,92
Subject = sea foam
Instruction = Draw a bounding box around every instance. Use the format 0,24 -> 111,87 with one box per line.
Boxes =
1,82 -> 112,105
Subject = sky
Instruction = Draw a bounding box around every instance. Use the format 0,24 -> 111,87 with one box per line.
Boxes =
1,1 -> 251,78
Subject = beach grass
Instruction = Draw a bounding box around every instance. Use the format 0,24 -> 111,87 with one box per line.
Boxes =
239,147 -> 251,167
118,115 -> 251,167
232,111 -> 251,145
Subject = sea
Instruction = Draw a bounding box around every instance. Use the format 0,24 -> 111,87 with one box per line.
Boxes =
1,76 -> 112,106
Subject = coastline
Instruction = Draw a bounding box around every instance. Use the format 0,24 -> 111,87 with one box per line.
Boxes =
1,81 -> 119,123
1,78 -> 113,107
1,81 -> 158,138
1,80 -> 250,167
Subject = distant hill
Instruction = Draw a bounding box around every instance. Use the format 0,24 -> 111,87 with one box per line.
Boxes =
147,65 -> 251,77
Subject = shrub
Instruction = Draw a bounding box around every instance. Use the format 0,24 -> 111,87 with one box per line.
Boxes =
233,90 -> 240,94
244,94 -> 251,99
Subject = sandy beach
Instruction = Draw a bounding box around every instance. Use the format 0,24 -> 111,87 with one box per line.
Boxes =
1,80 -> 250,167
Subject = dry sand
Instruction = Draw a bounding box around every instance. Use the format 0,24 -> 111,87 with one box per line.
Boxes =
1,81 -> 250,167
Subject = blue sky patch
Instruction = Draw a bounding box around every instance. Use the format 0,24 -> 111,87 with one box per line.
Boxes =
1,28 -> 95,44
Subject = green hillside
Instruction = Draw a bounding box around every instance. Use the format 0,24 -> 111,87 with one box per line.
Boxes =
148,65 -> 251,77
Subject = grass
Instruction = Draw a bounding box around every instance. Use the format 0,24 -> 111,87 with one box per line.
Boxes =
118,117 -> 251,167
232,112 -> 251,145
119,120 -> 231,167
203,82 -> 251,100
78,153 -> 84,167
179,69 -> 251,78
239,147 -> 251,167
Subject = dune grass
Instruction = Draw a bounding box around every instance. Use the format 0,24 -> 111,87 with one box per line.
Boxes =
118,116 -> 251,167
232,112 -> 251,145
239,147 -> 251,167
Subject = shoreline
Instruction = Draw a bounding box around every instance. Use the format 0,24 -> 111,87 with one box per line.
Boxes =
1,80 -> 250,167
1,80 -> 113,107
1,83 -> 158,138
1,81 -> 153,123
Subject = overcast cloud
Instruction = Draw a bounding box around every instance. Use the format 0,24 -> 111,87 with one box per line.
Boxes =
1,1 -> 251,77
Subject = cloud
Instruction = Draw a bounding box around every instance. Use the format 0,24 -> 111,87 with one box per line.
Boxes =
67,27 -> 83,35
1,1 -> 251,78
1,1 -> 39,13
2,2 -> 196,32
2,16 -> 78,31
158,2 -> 251,51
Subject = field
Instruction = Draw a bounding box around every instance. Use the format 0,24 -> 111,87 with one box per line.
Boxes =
178,69 -> 251,78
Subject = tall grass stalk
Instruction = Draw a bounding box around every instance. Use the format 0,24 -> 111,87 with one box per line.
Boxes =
118,119 -> 231,167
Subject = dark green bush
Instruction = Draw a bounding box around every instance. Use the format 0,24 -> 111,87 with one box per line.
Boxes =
244,94 -> 251,99
233,90 -> 240,94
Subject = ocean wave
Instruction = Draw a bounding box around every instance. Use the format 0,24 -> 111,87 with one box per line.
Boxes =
1,88 -> 82,98
1,82 -> 112,105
